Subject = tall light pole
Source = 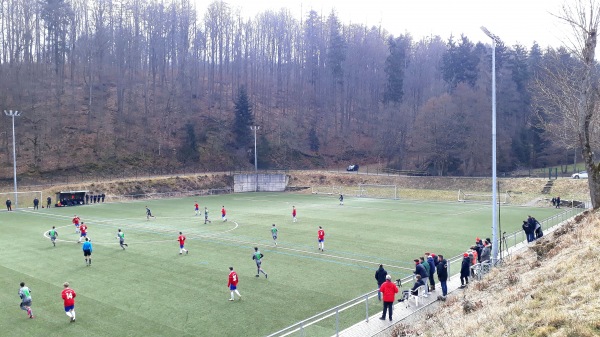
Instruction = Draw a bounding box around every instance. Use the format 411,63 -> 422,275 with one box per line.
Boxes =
4,110 -> 20,208
481,26 -> 500,265
250,125 -> 260,191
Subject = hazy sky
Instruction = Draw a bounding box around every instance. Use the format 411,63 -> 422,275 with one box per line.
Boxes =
196,0 -> 570,48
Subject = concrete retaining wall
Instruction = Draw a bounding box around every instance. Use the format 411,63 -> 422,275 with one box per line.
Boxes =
234,174 -> 288,192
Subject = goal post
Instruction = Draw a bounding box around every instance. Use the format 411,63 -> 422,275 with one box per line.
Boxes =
0,191 -> 43,209
458,189 -> 509,204
311,185 -> 344,195
357,184 -> 398,199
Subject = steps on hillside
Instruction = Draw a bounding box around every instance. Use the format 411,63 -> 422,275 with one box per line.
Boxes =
541,180 -> 554,194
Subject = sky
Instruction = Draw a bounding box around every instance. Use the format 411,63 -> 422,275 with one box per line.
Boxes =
196,0 -> 571,49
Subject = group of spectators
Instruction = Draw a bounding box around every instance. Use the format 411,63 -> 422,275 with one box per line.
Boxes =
85,193 -> 105,204
522,215 -> 543,242
376,237 -> 497,320
551,196 -> 561,208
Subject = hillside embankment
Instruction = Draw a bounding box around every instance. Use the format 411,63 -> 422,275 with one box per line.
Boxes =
386,210 -> 600,337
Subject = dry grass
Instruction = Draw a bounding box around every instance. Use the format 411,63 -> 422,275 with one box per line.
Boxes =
383,210 -> 600,337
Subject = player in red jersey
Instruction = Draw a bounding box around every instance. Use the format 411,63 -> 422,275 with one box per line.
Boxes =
194,202 -> 199,216
77,222 -> 88,243
72,215 -> 80,233
221,206 -> 227,222
61,282 -> 77,322
227,267 -> 241,301
318,226 -> 325,251
178,232 -> 188,255
292,206 -> 297,223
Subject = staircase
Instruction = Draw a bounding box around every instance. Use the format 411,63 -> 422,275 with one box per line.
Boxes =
541,180 -> 554,194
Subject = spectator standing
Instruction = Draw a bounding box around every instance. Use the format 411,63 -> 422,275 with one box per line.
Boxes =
101,193 -> 105,202
85,194 -> 89,204
426,253 -> 436,291
460,253 -> 470,288
420,257 -> 430,295
378,275 -> 398,321
6,199 -> 12,211
374,264 -> 388,301
436,255 -> 448,298
480,242 -> 491,263
47,196 -> 52,208
556,196 -> 561,208
522,221 -> 534,243
33,198 -> 39,210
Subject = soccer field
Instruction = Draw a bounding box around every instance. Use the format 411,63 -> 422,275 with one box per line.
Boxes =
0,193 -> 564,337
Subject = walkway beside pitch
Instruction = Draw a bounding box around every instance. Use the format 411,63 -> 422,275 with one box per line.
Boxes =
335,219 -> 568,337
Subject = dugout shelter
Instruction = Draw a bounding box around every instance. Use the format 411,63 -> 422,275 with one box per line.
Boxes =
56,190 -> 87,207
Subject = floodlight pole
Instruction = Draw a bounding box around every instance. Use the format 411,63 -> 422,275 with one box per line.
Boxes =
4,110 -> 20,208
250,125 -> 260,191
481,26 -> 500,265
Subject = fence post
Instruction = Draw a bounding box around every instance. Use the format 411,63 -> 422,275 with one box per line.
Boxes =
365,294 -> 369,322
301,322 -> 305,337
336,308 -> 339,336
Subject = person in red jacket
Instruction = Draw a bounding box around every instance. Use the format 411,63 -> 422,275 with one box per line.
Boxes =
379,274 -> 398,321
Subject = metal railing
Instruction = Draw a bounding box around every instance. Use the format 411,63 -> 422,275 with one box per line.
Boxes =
266,206 -> 587,337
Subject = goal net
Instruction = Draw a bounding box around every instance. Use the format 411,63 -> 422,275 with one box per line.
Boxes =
0,191 -> 43,209
311,185 -> 344,195
457,189 -> 509,204
357,184 -> 398,199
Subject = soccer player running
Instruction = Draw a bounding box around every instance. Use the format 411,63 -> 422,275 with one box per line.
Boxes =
178,232 -> 188,255
318,226 -> 325,251
292,206 -> 297,222
253,247 -> 268,278
204,207 -> 211,224
116,229 -> 128,250
18,282 -> 33,319
72,215 -> 80,233
49,226 -> 58,247
77,222 -> 88,243
227,267 -> 242,301
194,202 -> 199,216
271,224 -> 278,246
221,206 -> 227,222
61,282 -> 77,322
82,238 -> 92,266
339,194 -> 344,206
146,206 -> 155,220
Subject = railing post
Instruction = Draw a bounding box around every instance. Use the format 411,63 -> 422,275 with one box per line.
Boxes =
336,308 -> 340,336
365,294 -> 369,322
301,322 -> 304,337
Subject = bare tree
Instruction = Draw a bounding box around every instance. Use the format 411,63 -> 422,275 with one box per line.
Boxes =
535,0 -> 600,208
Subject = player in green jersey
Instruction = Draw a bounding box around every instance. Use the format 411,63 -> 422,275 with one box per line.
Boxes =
49,226 -> 58,247
116,229 -> 128,250
271,224 -> 278,246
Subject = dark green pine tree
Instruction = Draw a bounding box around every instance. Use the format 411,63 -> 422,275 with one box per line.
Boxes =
233,86 -> 254,149
178,122 -> 200,164
308,127 -> 320,152
383,35 -> 409,104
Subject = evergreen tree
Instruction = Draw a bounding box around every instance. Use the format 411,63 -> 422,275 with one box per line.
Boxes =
383,35 -> 410,103
442,35 -> 479,88
233,86 -> 254,148
178,122 -> 200,164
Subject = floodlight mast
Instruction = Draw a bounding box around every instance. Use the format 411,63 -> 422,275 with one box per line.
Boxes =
4,110 -> 20,208
480,26 -> 500,265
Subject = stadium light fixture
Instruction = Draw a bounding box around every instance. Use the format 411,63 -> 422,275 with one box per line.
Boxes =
4,110 -> 20,208
481,26 -> 501,265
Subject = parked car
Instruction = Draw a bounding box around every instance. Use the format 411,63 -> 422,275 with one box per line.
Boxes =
572,171 -> 588,179
346,164 -> 359,172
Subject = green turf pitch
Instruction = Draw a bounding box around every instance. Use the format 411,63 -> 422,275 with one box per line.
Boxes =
0,193 -> 562,336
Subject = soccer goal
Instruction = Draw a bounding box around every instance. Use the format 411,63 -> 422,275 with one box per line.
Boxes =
457,189 -> 509,204
311,185 -> 344,195
357,184 -> 398,199
0,191 -> 43,209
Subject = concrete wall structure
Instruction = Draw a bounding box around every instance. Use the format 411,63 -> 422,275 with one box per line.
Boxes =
234,174 -> 288,192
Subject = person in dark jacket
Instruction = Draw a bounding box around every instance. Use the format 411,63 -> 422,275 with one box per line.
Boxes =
33,198 -> 39,210
101,193 -> 105,202
375,264 -> 388,301
46,196 -> 51,208
414,259 -> 428,281
425,253 -> 436,291
556,196 -> 561,208
480,243 -> 491,263
460,253 -> 470,288
85,194 -> 89,204
522,220 -> 534,243
399,275 -> 426,302
436,255 -> 448,297
6,199 -> 11,211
